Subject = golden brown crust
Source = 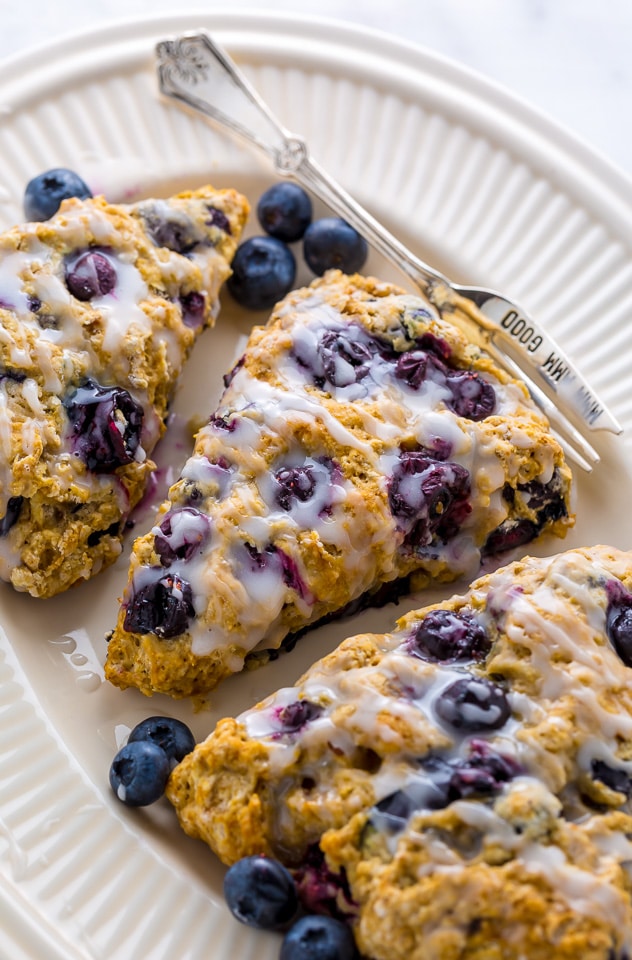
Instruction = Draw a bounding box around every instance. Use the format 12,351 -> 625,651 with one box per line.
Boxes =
106,270 -> 573,698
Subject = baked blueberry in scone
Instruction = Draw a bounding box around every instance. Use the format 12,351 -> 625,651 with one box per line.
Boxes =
167,544 -> 632,960
105,270 -> 573,698
0,186 -> 249,597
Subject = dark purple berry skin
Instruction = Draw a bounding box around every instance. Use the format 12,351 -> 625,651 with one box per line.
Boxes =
408,609 -> 490,663
206,205 -> 231,233
446,370 -> 496,420
128,716 -> 195,764
303,217 -> 368,276
153,507 -> 210,566
123,571 -> 195,639
605,581 -> 632,667
317,330 -> 375,387
276,700 -> 323,733
0,496 -> 23,536
280,914 -> 358,960
141,209 -> 197,253
257,182 -> 313,242
394,350 -> 429,389
591,759 -> 632,797
227,236 -> 296,311
445,740 -> 522,798
64,378 -> 144,473
24,167 -> 92,221
482,518 -> 538,557
434,677 -> 511,732
388,451 -> 471,547
179,290 -> 207,328
65,250 -> 117,301
224,856 -> 299,931
274,465 -> 318,510
109,739 -> 170,807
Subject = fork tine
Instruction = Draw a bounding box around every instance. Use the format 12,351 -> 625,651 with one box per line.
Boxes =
482,336 -> 599,471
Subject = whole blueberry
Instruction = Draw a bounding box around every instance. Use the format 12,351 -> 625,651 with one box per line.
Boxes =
434,677 -> 511,732
227,236 -> 296,310
224,856 -> 299,931
65,250 -> 117,301
303,218 -> 368,276
24,167 -> 92,221
409,608 -> 490,663
109,739 -> 170,806
257,182 -> 313,242
280,915 -> 358,960
128,716 -> 195,765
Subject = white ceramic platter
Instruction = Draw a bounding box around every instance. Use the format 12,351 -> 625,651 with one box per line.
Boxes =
1,11 -> 632,960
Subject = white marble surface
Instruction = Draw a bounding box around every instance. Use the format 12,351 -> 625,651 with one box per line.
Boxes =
1,0 -> 631,179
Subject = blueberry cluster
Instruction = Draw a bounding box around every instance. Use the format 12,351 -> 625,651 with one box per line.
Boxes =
109,716 -> 195,807
228,182 -> 368,311
223,855 -> 358,960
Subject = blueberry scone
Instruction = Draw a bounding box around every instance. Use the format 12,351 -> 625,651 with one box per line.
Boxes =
0,186 -> 249,597
105,270 -> 573,698
168,544 -> 632,960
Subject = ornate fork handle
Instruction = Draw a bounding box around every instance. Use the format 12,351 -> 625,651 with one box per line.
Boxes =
156,32 -> 621,450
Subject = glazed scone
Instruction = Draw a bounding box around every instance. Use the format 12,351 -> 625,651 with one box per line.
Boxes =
167,544 -> 632,960
0,186 -> 248,597
105,270 -> 573,698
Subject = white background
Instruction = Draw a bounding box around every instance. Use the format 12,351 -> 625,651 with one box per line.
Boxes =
1,0 -> 631,178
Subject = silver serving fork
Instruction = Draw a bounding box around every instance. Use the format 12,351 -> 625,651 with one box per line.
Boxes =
156,31 -> 622,472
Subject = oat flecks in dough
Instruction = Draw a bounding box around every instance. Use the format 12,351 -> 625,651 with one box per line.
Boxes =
105,270 -> 573,698
0,187 -> 249,597
168,544 -> 632,960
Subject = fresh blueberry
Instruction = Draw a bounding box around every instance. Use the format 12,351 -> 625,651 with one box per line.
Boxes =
24,167 -> 92,221
280,915 -> 358,960
0,496 -> 23,536
446,370 -> 496,420
277,700 -> 323,733
153,507 -> 210,566
128,716 -> 196,765
223,856 -> 299,931
109,739 -> 170,806
123,570 -> 195,639
434,677 -> 511,732
227,236 -> 296,310
257,182 -> 313,242
65,250 -> 117,301
303,217 -> 368,276
408,609 -> 490,663
64,378 -> 144,473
